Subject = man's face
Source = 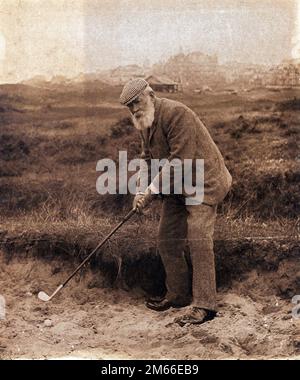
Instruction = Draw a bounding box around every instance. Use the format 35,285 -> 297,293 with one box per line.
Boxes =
127,92 -> 155,130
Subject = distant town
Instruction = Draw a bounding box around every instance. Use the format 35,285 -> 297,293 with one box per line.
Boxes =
21,51 -> 300,92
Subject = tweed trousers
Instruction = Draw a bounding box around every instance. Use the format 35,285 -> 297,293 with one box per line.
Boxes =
158,196 -> 217,311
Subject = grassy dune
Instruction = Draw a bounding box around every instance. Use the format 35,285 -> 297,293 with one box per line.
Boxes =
0,84 -> 299,222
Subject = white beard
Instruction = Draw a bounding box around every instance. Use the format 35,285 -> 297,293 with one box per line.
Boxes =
131,104 -> 155,131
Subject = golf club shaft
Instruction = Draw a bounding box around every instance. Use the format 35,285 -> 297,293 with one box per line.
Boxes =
62,208 -> 136,288
49,285 -> 63,300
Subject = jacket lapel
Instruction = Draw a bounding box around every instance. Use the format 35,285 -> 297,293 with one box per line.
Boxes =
140,128 -> 150,147
149,97 -> 162,143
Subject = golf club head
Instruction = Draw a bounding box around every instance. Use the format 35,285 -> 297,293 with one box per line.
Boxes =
38,285 -> 63,302
38,291 -> 50,302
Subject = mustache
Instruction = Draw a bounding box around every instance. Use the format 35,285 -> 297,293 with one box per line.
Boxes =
133,110 -> 144,118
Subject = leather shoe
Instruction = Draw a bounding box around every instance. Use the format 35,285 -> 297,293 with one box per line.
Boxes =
146,295 -> 165,304
145,298 -> 189,312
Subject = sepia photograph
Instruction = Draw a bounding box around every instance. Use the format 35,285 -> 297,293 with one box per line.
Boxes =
0,0 -> 299,362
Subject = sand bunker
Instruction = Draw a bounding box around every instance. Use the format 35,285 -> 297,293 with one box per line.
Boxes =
0,254 -> 299,359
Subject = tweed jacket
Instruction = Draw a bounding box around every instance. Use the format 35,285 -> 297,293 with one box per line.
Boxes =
138,97 -> 232,205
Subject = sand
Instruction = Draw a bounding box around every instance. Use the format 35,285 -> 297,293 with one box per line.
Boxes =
0,254 -> 299,360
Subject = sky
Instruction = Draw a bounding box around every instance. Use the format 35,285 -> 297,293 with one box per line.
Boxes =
0,0 -> 298,83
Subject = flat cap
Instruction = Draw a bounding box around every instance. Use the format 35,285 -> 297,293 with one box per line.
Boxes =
119,78 -> 148,106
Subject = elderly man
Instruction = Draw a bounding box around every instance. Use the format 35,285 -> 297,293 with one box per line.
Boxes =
119,78 -> 232,325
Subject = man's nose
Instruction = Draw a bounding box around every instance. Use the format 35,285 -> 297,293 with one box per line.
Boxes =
129,103 -> 139,113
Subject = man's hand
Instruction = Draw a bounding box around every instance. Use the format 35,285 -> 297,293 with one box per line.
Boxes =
133,192 -> 145,211
133,188 -> 155,213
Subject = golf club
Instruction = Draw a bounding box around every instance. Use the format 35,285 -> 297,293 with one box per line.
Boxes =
38,208 -> 136,302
